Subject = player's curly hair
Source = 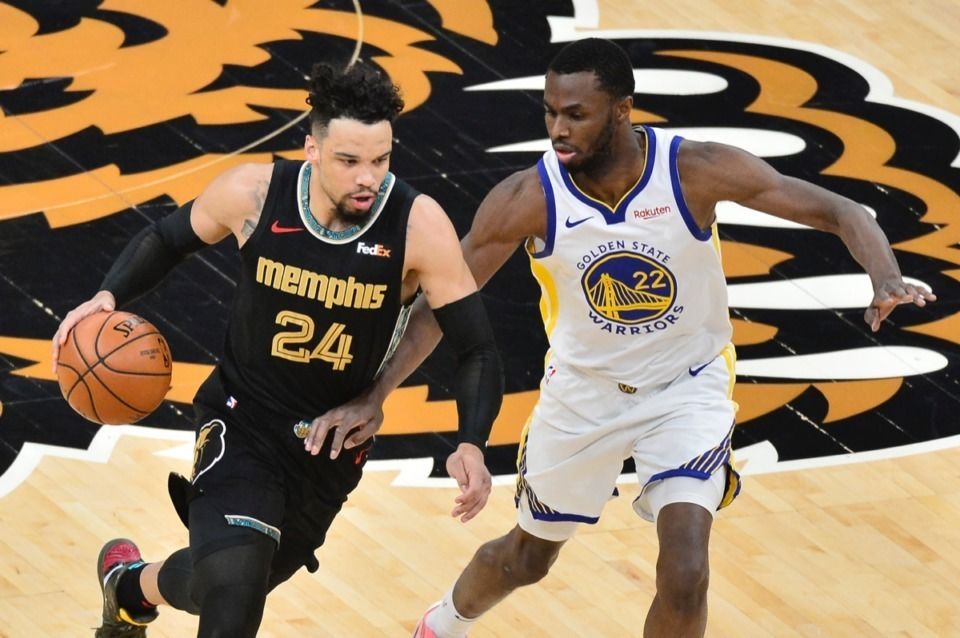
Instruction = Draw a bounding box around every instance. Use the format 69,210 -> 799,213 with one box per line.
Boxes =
306,61 -> 405,134
548,38 -> 635,99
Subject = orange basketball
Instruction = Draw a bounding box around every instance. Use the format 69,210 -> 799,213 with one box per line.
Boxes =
56,311 -> 173,425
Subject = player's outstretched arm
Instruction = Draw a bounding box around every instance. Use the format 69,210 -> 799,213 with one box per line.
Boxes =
305,192 -> 505,520
306,171 -> 545,519
678,141 -> 936,331
305,170 -> 543,441
52,163 -> 271,371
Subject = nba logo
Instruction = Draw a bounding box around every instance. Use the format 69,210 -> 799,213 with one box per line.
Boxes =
225,396 -> 238,409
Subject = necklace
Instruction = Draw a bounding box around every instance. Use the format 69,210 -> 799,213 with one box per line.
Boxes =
299,163 -> 392,241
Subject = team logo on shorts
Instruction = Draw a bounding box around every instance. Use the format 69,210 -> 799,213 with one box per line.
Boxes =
581,251 -> 678,325
192,420 -> 226,482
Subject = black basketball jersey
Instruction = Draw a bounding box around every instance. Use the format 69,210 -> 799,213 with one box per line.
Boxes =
219,159 -> 416,417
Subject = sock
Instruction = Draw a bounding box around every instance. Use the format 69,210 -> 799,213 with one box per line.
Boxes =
426,588 -> 478,638
116,562 -> 157,612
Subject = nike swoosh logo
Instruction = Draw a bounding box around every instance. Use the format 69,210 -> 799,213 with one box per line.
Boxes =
271,220 -> 305,234
565,216 -> 591,228
689,361 -> 713,376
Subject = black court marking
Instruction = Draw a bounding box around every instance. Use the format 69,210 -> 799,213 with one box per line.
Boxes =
0,1 -> 957,482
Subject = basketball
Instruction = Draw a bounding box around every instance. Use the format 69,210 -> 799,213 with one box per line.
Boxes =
56,311 -> 173,425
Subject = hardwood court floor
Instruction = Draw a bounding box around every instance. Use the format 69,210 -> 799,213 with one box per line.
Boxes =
2,0 -> 960,636
2,431 -> 960,637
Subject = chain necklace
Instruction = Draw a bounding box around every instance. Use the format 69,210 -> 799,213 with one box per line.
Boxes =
299,163 -> 392,241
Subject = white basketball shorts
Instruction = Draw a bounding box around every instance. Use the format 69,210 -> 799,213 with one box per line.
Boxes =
515,345 -> 741,542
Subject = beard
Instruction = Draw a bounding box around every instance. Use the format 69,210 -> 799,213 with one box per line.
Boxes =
333,197 -> 374,226
316,181 -> 377,227
571,117 -> 617,174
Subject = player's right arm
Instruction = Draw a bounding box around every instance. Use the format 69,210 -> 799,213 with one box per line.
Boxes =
371,167 -> 546,399
52,163 -> 272,371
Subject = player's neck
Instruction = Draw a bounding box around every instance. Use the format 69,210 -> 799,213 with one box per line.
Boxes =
306,182 -> 347,231
569,127 -> 646,208
304,163 -> 364,237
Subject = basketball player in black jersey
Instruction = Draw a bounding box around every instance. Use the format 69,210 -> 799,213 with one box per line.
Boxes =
52,61 -> 503,638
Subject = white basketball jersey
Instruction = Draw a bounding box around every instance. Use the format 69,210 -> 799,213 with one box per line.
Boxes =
528,126 -> 732,390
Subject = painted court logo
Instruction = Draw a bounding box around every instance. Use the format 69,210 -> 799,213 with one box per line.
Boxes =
0,1 -> 958,487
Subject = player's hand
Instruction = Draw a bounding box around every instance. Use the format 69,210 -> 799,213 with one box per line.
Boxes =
446,443 -> 491,523
864,278 -> 936,332
304,389 -> 384,459
51,290 -> 117,373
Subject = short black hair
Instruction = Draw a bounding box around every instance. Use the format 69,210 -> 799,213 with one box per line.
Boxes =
306,61 -> 405,134
547,38 -> 635,98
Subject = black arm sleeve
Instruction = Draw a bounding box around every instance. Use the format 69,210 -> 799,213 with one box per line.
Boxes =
100,200 -> 208,307
432,292 -> 504,448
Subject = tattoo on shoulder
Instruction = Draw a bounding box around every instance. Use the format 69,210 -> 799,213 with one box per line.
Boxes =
241,176 -> 269,239
251,176 -> 269,212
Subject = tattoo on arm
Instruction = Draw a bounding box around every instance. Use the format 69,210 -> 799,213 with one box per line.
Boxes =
241,177 -> 269,239
241,218 -> 258,239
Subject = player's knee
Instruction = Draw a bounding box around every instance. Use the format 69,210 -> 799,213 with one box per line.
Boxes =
157,548 -> 200,615
189,535 -> 274,635
655,552 -> 709,610
500,531 -> 561,587
512,544 -> 556,586
470,538 -> 540,587
196,583 -> 268,638
472,537 -> 509,573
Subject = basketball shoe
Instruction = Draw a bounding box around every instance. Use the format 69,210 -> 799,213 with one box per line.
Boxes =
95,538 -> 158,637
412,602 -> 467,638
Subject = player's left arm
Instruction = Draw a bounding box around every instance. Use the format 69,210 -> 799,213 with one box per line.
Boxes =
306,195 -> 503,522
678,140 -> 936,331
406,195 -> 505,521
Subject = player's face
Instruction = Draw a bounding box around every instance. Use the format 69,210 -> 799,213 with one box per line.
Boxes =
543,71 -> 620,171
305,118 -> 393,223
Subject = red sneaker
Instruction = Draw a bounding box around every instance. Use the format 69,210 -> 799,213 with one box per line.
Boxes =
94,538 -> 158,637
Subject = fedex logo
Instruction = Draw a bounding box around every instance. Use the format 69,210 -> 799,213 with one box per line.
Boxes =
357,241 -> 392,258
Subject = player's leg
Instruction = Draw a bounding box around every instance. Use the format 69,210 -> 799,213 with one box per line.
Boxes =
631,350 -> 740,637
459,523 -> 566,612
191,530 -> 275,637
641,474 -> 724,637
174,373 -> 285,636
416,524 -> 568,638
417,362 -> 628,637
106,516 -> 276,638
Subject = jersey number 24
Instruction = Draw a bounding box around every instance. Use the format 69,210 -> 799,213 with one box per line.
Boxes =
270,310 -> 353,371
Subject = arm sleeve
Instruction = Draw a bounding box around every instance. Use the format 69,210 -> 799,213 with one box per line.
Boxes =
432,292 -> 504,447
100,200 -> 209,307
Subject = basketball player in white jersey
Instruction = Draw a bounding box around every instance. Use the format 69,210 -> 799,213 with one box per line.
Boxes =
306,38 -> 935,637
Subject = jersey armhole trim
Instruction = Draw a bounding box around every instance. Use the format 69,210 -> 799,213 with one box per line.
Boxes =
530,158 -> 557,259
670,137 -> 712,242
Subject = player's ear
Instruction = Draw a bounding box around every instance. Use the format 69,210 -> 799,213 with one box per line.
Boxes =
615,95 -> 633,122
304,134 -> 320,161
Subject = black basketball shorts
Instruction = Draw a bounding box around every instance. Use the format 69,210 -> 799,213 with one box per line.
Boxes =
181,370 -> 371,587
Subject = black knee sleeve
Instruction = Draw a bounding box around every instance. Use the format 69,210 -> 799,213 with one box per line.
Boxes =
192,535 -> 275,638
157,548 -> 199,615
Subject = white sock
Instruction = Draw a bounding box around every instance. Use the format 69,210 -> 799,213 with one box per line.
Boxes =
426,588 -> 478,638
